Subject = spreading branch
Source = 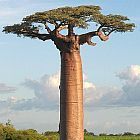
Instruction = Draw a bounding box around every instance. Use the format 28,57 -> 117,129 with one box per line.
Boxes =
44,23 -> 52,33
51,24 -> 70,42
97,24 -> 106,32
79,31 -> 98,46
97,31 -> 109,41
107,29 -> 116,36
14,30 -> 51,41
29,33 -> 52,41
56,25 -> 68,32
3,5 -> 135,46
55,30 -> 70,42
3,23 -> 52,41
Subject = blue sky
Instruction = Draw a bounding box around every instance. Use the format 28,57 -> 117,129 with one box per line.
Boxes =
0,0 -> 140,134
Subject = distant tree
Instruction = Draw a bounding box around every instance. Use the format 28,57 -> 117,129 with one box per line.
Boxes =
3,5 -> 135,140
89,132 -> 95,136
5,120 -> 13,128
136,133 -> 140,136
84,129 -> 88,134
84,129 -> 94,136
99,133 -> 107,136
108,134 -> 115,136
123,132 -> 135,136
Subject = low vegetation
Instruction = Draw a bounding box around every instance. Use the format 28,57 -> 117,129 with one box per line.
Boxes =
0,121 -> 140,140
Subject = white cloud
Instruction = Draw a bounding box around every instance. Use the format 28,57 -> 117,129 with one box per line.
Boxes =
0,83 -> 16,94
84,85 -> 122,107
11,73 -> 60,111
0,100 -> 8,109
1,65 -> 140,111
116,65 -> 140,106
0,66 -> 140,134
9,96 -> 17,103
95,120 -> 140,134
7,72 -> 121,110
13,72 -> 116,110
85,65 -> 140,108
117,65 -> 140,81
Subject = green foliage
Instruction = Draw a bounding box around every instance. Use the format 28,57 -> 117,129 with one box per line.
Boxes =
90,136 -> 140,140
5,120 -> 14,128
3,22 -> 40,38
3,5 -> 135,39
99,133 -> 107,136
44,131 -> 59,136
22,5 -> 101,29
0,123 -> 140,140
44,131 -> 59,140
123,132 -> 135,136
84,129 -> 94,136
0,123 -> 48,140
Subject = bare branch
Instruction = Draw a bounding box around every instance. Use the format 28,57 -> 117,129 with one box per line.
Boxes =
68,24 -> 74,36
21,31 -> 51,41
55,30 -> 70,42
87,37 -> 97,46
54,21 -> 59,27
37,33 -> 52,41
79,31 -> 97,38
97,24 -> 106,32
57,25 -> 68,32
79,31 -> 97,45
97,31 -> 109,41
44,23 -> 52,33
51,23 -> 70,42
107,29 -> 116,35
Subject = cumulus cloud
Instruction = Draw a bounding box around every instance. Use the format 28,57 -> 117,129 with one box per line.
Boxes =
83,72 -> 123,107
11,72 -> 101,111
117,65 -> 140,81
116,65 -> 140,106
1,65 -> 140,111
9,72 -> 122,110
0,96 -> 17,118
84,85 -> 123,108
0,83 -> 16,94
85,65 -> 140,108
12,73 -> 60,111
12,72 -> 108,111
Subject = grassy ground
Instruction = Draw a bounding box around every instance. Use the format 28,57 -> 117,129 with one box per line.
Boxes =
48,135 -> 140,140
45,135 -> 140,140
85,135 -> 140,140
1,122 -> 140,140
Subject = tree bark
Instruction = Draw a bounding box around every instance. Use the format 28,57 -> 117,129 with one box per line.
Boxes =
60,50 -> 84,140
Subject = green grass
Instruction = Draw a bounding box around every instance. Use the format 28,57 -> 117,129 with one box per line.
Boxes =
44,135 -> 140,140
1,122 -> 140,140
85,135 -> 140,140
44,134 -> 140,140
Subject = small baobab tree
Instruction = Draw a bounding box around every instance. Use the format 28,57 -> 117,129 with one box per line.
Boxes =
3,5 -> 135,140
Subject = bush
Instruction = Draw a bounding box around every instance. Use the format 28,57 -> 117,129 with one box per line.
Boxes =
0,123 -> 48,140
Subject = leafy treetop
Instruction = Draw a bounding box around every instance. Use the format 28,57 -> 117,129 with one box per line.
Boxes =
3,5 -> 135,49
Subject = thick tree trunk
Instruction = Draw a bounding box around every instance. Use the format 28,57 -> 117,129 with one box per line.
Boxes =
60,50 -> 84,140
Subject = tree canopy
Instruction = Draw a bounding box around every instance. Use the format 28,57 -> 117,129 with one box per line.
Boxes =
3,5 -> 135,45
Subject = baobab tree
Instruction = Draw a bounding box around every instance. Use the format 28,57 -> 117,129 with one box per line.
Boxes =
3,5 -> 135,140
